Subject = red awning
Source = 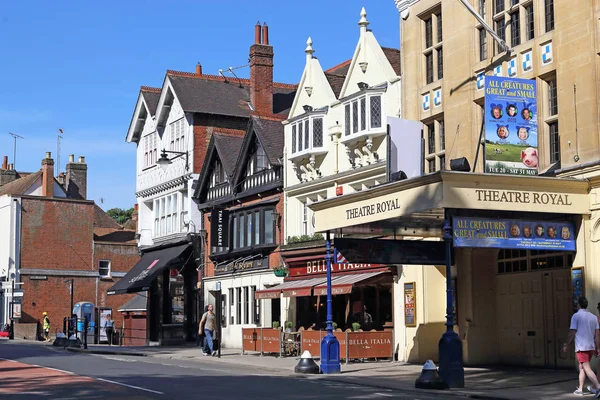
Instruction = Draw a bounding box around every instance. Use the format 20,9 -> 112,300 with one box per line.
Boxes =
313,270 -> 388,296
283,255 -> 323,265
254,276 -> 328,299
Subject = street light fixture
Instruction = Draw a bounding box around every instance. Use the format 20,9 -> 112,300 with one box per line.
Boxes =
157,149 -> 190,172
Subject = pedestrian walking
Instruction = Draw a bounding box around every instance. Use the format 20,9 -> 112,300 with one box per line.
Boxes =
104,314 -> 114,346
42,312 -> 51,342
199,304 -> 217,356
563,297 -> 600,397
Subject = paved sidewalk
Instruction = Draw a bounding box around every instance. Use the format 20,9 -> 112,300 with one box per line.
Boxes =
3,339 -> 590,399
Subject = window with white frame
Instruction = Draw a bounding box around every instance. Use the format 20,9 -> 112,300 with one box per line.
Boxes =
143,132 -> 158,168
343,94 -> 383,138
169,118 -> 186,152
210,161 -> 226,186
290,116 -> 324,155
246,142 -> 270,175
99,260 -> 111,278
153,192 -> 183,237
302,201 -> 308,235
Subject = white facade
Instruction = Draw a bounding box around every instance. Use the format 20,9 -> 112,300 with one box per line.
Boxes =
0,196 -> 22,327
127,87 -> 200,247
283,8 -> 402,241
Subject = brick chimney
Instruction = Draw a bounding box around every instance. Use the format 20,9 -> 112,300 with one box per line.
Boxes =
65,154 -> 88,200
195,62 -> 202,76
0,156 -> 17,188
2,156 -> 7,170
41,152 -> 54,197
249,21 -> 274,115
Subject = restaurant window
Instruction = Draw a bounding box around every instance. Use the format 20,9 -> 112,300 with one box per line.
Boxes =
229,288 -> 234,325
98,260 -> 110,278
425,53 -> 434,84
170,269 -> 185,324
510,11 -> 520,46
479,28 -> 487,61
236,287 -> 242,325
243,287 -> 249,325
545,0 -> 554,32
525,4 -> 534,40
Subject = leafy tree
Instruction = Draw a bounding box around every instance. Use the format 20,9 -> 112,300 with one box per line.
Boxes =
106,207 -> 134,225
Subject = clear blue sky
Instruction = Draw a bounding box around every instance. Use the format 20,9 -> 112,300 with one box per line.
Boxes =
0,1 -> 399,211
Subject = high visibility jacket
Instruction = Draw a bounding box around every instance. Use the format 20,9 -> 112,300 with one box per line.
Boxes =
43,316 -> 50,330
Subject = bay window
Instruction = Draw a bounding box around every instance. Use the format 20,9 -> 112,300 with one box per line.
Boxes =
153,192 -> 185,238
289,115 -> 325,158
342,93 -> 384,142
229,208 -> 276,251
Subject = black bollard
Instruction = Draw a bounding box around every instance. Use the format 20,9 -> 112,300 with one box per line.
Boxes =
83,316 -> 88,350
415,360 -> 449,390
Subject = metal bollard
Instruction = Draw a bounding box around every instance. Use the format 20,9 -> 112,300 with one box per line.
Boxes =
83,316 -> 88,350
63,317 -> 67,336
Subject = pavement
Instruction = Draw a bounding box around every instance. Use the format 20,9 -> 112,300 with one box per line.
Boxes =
1,337 -> 592,399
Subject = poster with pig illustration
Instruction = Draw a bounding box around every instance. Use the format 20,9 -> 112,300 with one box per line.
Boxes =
484,76 -> 538,176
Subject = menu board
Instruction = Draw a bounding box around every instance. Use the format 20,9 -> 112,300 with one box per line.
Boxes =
404,282 -> 416,327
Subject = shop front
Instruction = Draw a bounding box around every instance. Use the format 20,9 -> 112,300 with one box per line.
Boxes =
309,171 -> 590,368
108,240 -> 198,346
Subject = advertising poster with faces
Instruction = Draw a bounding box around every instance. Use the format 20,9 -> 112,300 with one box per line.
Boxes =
484,76 -> 538,176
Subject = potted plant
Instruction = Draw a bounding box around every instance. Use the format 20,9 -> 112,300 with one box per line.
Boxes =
284,321 -> 293,332
272,321 -> 280,330
332,322 -> 338,330
352,322 -> 361,332
273,266 -> 288,278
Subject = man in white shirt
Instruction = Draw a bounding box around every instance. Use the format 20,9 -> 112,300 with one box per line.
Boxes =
563,297 -> 600,397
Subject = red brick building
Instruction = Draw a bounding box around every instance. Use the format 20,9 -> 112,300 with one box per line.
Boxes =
0,152 -> 138,340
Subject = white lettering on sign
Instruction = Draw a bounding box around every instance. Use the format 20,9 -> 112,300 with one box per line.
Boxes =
306,261 -> 377,275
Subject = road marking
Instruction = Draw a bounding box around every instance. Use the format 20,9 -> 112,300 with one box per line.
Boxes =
44,367 -> 75,375
96,378 -> 164,395
374,393 -> 394,397
0,357 -> 18,363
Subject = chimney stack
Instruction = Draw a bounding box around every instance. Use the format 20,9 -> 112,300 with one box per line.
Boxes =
196,62 -> 202,76
2,156 -> 7,170
0,156 -> 17,187
249,21 -> 274,115
41,152 -> 54,198
65,154 -> 88,200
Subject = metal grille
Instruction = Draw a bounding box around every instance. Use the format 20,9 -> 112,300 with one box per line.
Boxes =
345,104 -> 351,136
313,118 -> 323,147
360,98 -> 366,131
370,96 -> 382,128
292,124 -> 296,153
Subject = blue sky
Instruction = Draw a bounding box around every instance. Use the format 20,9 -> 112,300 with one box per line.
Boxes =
0,1 -> 399,211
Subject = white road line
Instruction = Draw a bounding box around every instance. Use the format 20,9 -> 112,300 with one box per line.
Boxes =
44,366 -> 76,375
374,393 -> 394,397
96,377 -> 164,395
0,357 -> 18,363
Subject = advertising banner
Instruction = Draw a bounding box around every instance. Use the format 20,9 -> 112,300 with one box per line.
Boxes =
453,217 -> 576,251
404,282 -> 416,327
572,267 -> 584,313
484,76 -> 538,176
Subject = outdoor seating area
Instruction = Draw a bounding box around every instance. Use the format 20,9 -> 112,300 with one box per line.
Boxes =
241,327 -> 393,362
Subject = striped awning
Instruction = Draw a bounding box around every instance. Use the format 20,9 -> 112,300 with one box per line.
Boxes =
254,276 -> 329,299
313,270 -> 388,296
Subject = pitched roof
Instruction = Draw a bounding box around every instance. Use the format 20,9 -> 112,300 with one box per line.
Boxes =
0,170 -> 41,196
251,116 -> 285,166
140,86 -> 161,116
325,73 -> 347,98
94,228 -> 137,244
94,204 -> 123,229
213,134 -> 245,177
165,72 -> 296,118
381,47 -> 401,76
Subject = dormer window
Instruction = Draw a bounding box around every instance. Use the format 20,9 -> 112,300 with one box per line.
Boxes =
290,115 -> 326,160
143,132 -> 158,168
210,161 -> 227,187
247,144 -> 270,175
169,118 -> 186,152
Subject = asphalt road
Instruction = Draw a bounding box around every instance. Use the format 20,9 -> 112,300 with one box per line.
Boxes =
0,341 -> 445,400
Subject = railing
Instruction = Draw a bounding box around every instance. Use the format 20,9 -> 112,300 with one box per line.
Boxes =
241,169 -> 281,191
206,182 -> 232,201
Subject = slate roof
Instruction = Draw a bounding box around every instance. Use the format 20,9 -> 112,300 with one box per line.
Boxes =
252,116 -> 285,166
140,87 -> 161,116
166,72 -> 296,118
0,170 -> 41,196
94,204 -> 123,229
325,73 -> 347,98
118,292 -> 147,312
382,47 -> 401,76
94,228 -> 137,244
213,134 -> 245,177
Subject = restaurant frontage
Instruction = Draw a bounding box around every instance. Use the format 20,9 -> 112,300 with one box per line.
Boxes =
307,170 -> 590,368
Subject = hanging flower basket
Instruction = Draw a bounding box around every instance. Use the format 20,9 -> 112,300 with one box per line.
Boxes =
273,267 -> 288,277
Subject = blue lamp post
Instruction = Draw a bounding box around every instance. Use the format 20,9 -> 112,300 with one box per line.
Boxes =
438,216 -> 464,388
320,231 -> 341,374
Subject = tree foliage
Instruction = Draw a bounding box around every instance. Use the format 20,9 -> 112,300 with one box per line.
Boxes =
106,207 -> 134,225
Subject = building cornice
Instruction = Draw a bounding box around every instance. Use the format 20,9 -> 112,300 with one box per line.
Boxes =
136,173 -> 193,198
395,0 -> 420,14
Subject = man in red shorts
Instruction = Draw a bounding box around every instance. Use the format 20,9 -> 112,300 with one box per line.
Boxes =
563,296 -> 600,396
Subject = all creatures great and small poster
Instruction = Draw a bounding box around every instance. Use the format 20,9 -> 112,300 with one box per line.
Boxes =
484,76 -> 538,176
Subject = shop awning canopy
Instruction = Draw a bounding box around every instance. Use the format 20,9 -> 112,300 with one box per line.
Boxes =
313,270 -> 389,296
107,244 -> 190,295
255,276 -> 329,299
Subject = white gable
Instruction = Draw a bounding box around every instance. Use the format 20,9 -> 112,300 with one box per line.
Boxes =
23,175 -> 67,198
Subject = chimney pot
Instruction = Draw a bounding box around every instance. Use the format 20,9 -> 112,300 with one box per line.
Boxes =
69,154 -> 75,163
2,156 -> 7,170
45,151 -> 52,159
195,62 -> 202,76
254,21 -> 262,44
41,152 -> 54,197
249,22 -> 274,115
78,156 -> 85,163
262,23 -> 269,45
